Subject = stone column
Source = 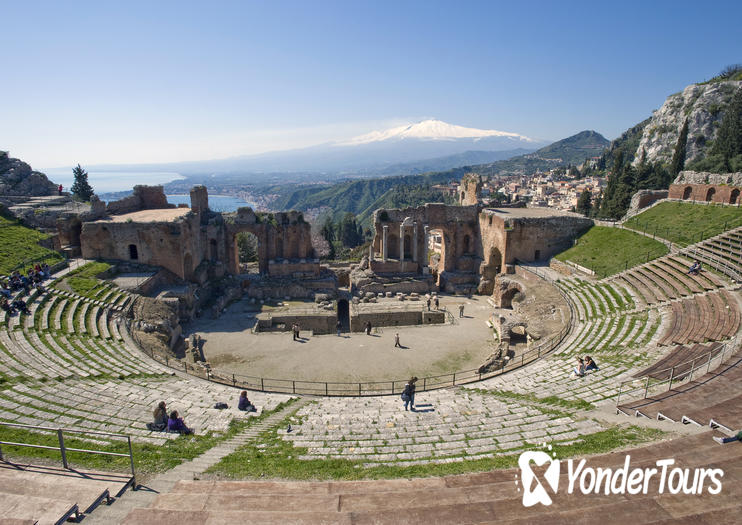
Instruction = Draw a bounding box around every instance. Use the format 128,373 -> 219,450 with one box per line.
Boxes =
423,225 -> 430,269
399,224 -> 404,261
413,222 -> 418,263
382,225 -> 388,262
369,243 -> 374,262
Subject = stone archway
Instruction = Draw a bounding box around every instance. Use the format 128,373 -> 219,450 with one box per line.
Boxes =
683,186 -> 693,200
706,187 -> 716,202
387,233 -> 399,259
731,189 -> 740,205
403,235 -> 412,260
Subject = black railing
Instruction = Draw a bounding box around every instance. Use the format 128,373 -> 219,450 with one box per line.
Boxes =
128,266 -> 573,397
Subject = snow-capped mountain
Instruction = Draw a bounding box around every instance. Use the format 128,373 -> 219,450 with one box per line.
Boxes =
338,119 -> 538,146
88,120 -> 546,179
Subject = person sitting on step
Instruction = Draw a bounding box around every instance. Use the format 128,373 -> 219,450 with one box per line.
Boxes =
11,298 -> 28,315
147,401 -> 168,431
167,410 -> 193,434
713,429 -> 742,445
584,355 -> 599,372
238,391 -> 256,412
688,260 -> 701,275
571,357 -> 585,378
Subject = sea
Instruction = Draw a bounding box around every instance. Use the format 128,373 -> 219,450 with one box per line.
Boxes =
42,169 -> 256,211
44,169 -> 185,194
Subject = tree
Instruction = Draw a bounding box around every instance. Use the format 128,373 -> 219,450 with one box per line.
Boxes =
670,119 -> 689,176
338,213 -> 362,248
71,164 -> 94,202
236,232 -> 258,263
575,189 -> 592,216
711,87 -> 742,164
320,216 -> 335,244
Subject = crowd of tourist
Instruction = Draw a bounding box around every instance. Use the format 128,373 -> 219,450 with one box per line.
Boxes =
0,263 -> 52,315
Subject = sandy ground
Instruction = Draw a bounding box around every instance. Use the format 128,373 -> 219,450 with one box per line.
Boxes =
184,295 -> 502,383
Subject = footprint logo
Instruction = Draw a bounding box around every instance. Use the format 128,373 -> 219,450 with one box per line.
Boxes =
516,443 -> 560,507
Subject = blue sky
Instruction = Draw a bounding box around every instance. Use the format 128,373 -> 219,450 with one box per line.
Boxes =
1,0 -> 740,168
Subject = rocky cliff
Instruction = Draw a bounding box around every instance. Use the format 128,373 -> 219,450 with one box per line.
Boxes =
0,150 -> 58,196
632,80 -> 742,167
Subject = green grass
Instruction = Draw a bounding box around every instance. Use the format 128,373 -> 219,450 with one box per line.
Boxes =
624,201 -> 742,246
0,399 -> 294,476
54,261 -> 112,298
470,388 -> 595,411
555,226 -> 669,277
0,216 -> 64,274
206,417 -> 664,480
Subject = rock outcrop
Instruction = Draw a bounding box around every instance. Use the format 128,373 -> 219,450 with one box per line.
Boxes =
0,151 -> 58,196
632,81 -> 742,167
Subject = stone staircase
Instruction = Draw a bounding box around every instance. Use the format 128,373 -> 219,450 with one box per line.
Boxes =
84,398 -> 306,524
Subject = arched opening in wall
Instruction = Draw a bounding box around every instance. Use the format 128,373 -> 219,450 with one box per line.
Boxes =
128,244 -> 138,260
463,234 -> 471,254
488,216 -> 493,226
683,186 -> 693,200
235,232 -> 259,274
403,234 -> 412,260
337,299 -> 350,331
489,247 -> 502,274
387,233 -> 399,259
209,239 -> 218,262
500,288 -> 521,309
706,188 -> 716,202
534,249 -> 541,260
731,189 -> 740,205
461,191 -> 465,203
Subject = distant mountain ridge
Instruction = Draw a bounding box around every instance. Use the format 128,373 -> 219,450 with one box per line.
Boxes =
80,119 -> 547,182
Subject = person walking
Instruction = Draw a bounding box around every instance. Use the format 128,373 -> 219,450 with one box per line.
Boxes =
394,332 -> 401,348
292,323 -> 298,341
459,304 -> 465,318
426,297 -> 431,311
336,319 -> 342,337
434,296 -> 439,310
365,321 -> 372,335
401,377 -> 418,411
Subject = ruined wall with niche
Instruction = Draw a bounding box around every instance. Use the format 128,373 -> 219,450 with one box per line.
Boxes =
106,185 -> 174,215
458,173 -> 482,205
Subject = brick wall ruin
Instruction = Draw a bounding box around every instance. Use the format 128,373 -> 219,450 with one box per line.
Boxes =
668,170 -> 742,204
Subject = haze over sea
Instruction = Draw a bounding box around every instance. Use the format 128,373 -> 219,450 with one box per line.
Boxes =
45,169 -> 184,194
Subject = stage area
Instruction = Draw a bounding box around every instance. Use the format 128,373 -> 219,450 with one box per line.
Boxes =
183,272 -> 568,383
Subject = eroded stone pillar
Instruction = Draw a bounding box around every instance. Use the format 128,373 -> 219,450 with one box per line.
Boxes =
413,222 -> 418,263
399,224 -> 404,262
369,243 -> 374,261
382,225 -> 388,262
423,225 -> 429,269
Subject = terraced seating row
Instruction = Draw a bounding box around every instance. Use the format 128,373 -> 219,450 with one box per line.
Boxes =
618,348 -> 742,432
554,279 -> 635,321
281,388 -> 603,466
122,431 -> 742,525
0,376 -> 290,445
657,289 -> 741,346
680,227 -> 742,282
634,342 -> 723,380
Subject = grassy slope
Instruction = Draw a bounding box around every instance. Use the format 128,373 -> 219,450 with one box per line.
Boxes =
53,261 -> 112,298
624,201 -> 742,246
0,216 -> 63,274
555,226 -> 668,277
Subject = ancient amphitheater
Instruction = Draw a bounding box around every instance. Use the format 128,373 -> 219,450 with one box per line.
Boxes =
1,178 -> 741,523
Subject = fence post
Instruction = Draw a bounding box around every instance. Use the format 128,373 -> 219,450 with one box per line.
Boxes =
292,380 -> 296,394
232,374 -> 235,386
260,377 -> 264,391
128,436 -> 137,489
707,351 -> 713,373
643,376 -> 650,399
58,429 -> 68,469
452,372 -> 456,386
668,367 -> 674,391
423,377 -> 426,391
688,359 -> 696,382
616,384 -> 622,407
358,383 -> 361,396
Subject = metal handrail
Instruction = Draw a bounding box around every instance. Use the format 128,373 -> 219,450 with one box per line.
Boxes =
614,334 -> 740,407
133,266 -> 572,397
0,421 -> 136,488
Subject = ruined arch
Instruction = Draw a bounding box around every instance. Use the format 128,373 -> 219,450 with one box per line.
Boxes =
403,234 -> 412,260
706,187 -> 716,202
731,189 -> 740,205
683,186 -> 693,200
489,247 -> 502,274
